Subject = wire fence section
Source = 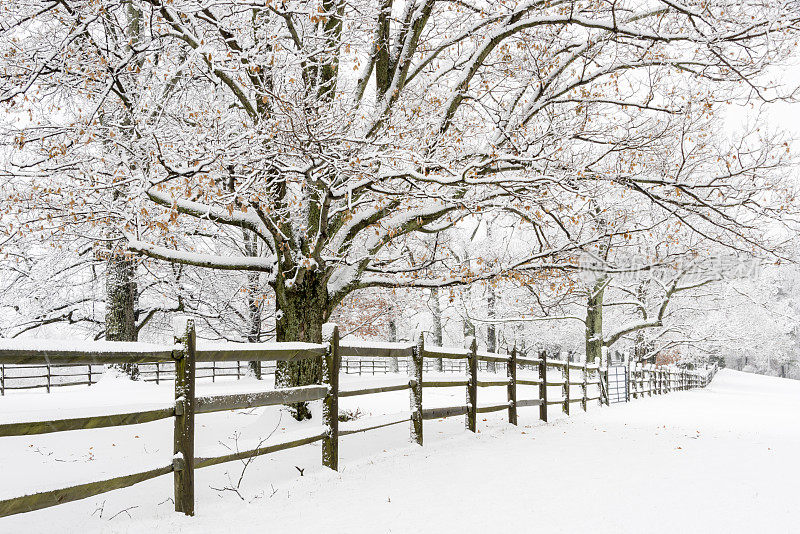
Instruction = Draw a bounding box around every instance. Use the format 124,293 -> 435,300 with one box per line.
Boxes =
0,320 -> 717,519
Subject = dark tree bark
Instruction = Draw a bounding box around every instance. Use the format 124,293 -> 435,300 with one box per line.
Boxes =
273,270 -> 329,420
106,245 -> 139,379
585,276 -> 606,367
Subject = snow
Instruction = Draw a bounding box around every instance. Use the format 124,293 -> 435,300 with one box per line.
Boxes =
1,370 -> 797,532
0,338 -> 173,356
339,340 -> 414,350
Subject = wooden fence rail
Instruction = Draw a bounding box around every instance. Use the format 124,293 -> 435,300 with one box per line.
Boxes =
0,319 -> 718,519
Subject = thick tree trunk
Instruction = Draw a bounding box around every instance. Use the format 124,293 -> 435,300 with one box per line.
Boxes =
106,250 -> 139,379
429,288 -> 443,371
273,271 -> 329,420
585,278 -> 606,367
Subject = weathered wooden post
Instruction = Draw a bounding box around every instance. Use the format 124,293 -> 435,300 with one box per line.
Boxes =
538,351 -> 548,422
637,364 -> 643,398
322,323 -> 340,470
653,367 -> 657,394
466,336 -> 478,433
409,332 -> 424,445
562,360 -> 570,415
625,361 -> 631,402
656,367 -> 661,394
642,364 -> 646,396
173,316 -> 196,516
594,357 -> 604,406
507,346 -> 517,425
581,360 -> 588,412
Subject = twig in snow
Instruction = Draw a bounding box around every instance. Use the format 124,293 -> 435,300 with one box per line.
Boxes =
108,505 -> 138,520
91,500 -> 105,518
210,412 -> 283,499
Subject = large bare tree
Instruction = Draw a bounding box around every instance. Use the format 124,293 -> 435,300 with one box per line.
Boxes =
2,0 -> 797,417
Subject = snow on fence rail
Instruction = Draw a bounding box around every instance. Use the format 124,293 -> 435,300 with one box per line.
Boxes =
0,318 -> 717,519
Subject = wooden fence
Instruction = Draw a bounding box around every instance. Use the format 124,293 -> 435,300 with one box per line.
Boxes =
0,318 -> 716,518
0,350 -> 495,394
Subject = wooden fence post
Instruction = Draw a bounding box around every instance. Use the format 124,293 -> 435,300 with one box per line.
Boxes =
466,336 -> 478,433
600,357 -> 610,406
655,366 -> 660,394
507,346 -> 517,425
322,323 -> 340,471
625,360 -> 631,402
173,316 -> 196,516
581,360 -> 588,412
594,357 -> 604,406
562,360 -> 570,415
538,351 -> 548,422
409,332 -> 424,445
657,367 -> 662,394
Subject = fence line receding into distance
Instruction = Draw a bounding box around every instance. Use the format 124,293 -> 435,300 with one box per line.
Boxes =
0,318 -> 717,518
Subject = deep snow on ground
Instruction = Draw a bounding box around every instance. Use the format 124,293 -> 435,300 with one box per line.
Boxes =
1,369 -> 797,533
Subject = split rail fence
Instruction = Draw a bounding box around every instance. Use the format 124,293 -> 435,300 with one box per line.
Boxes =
0,318 -> 716,518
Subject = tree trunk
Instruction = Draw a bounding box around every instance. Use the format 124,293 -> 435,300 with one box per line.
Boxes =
429,287 -> 443,371
106,248 -> 139,379
388,316 -> 400,373
464,315 -> 475,339
243,229 -> 262,379
585,277 -> 606,367
486,283 -> 497,372
273,271 -> 329,420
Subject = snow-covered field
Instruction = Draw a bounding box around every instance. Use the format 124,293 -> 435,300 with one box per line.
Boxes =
1,369 -> 797,533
